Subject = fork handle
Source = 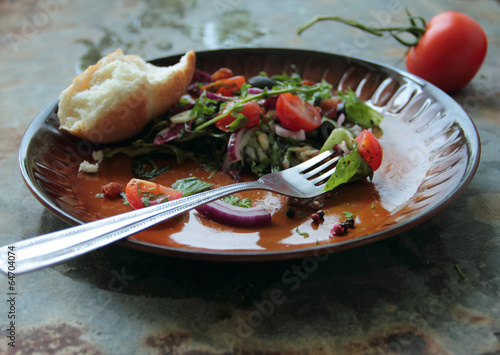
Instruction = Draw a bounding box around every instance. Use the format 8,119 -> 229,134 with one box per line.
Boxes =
0,180 -> 264,274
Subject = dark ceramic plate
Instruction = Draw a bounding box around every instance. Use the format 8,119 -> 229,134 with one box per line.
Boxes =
18,48 -> 480,261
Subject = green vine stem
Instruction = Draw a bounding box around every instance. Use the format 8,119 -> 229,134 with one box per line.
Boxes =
194,85 -> 322,131
297,12 -> 427,48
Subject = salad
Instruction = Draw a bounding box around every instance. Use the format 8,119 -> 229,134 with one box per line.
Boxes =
94,65 -> 384,231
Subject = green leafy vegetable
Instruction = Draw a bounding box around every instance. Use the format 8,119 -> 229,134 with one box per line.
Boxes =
222,195 -> 253,208
319,127 -> 355,153
190,91 -> 218,118
171,177 -> 213,196
324,149 -> 373,191
132,155 -> 171,179
227,113 -> 248,132
339,89 -> 383,128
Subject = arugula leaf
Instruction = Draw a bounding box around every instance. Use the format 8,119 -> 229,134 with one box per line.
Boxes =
171,177 -> 213,196
339,89 -> 383,128
222,195 -> 253,208
190,91 -> 218,118
324,148 -> 373,191
227,113 -> 248,132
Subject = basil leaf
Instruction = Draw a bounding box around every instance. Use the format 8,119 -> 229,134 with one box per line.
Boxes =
324,148 -> 373,191
171,177 -> 213,196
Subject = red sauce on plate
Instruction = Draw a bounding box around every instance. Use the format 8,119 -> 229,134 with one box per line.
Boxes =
69,154 -> 393,253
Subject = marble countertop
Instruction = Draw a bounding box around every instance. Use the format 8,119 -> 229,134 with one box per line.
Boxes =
1,0 -> 499,354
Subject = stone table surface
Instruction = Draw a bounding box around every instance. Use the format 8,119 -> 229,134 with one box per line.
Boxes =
1,0 -> 500,354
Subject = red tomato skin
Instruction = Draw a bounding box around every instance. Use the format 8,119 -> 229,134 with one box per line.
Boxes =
355,130 -> 383,171
125,179 -> 182,210
201,76 -> 246,96
276,93 -> 322,132
211,68 -> 233,81
215,101 -> 264,132
405,11 -> 487,92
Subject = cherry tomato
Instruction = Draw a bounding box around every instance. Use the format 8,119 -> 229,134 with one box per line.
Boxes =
355,130 -> 383,171
405,11 -> 487,92
125,178 -> 182,210
215,101 -> 264,132
276,93 -> 322,132
201,75 -> 246,96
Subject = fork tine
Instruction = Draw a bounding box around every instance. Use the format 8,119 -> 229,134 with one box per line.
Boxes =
310,164 -> 339,186
293,149 -> 336,172
301,155 -> 341,179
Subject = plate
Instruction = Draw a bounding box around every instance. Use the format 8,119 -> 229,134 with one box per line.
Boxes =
19,48 -> 480,261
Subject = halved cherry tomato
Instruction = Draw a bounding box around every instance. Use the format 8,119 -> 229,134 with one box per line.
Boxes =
125,178 -> 182,210
215,101 -> 264,132
355,130 -> 383,171
201,75 -> 245,96
276,93 -> 321,132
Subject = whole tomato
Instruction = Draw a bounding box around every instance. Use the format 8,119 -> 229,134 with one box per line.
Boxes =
298,11 -> 488,92
405,11 -> 487,93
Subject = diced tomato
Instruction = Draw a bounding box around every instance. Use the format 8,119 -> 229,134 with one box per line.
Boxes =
215,101 -> 264,132
211,68 -> 233,81
125,179 -> 182,210
276,93 -> 322,132
355,130 -> 383,171
201,75 -> 245,96
319,98 -> 341,119
101,182 -> 122,197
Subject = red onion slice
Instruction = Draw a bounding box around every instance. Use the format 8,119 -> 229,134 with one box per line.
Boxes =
227,128 -> 246,162
195,200 -> 272,227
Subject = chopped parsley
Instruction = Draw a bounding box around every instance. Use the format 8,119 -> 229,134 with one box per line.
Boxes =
296,227 -> 309,238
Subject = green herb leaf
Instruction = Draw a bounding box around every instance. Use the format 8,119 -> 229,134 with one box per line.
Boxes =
339,88 -> 383,128
191,91 -> 218,119
171,177 -> 213,196
132,155 -> 171,179
324,149 -> 373,192
120,192 -> 130,206
319,127 -> 355,153
222,195 -> 253,208
296,227 -> 309,238
227,113 -> 248,132
343,211 -> 354,218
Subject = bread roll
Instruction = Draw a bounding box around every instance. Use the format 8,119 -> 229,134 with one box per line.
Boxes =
58,49 -> 195,143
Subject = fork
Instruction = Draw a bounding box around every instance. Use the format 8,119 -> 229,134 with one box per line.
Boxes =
0,149 -> 341,274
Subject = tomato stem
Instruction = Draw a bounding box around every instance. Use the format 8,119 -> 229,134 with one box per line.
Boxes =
297,14 -> 427,48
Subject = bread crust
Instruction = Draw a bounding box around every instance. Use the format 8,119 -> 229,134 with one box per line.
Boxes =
58,49 -> 195,144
